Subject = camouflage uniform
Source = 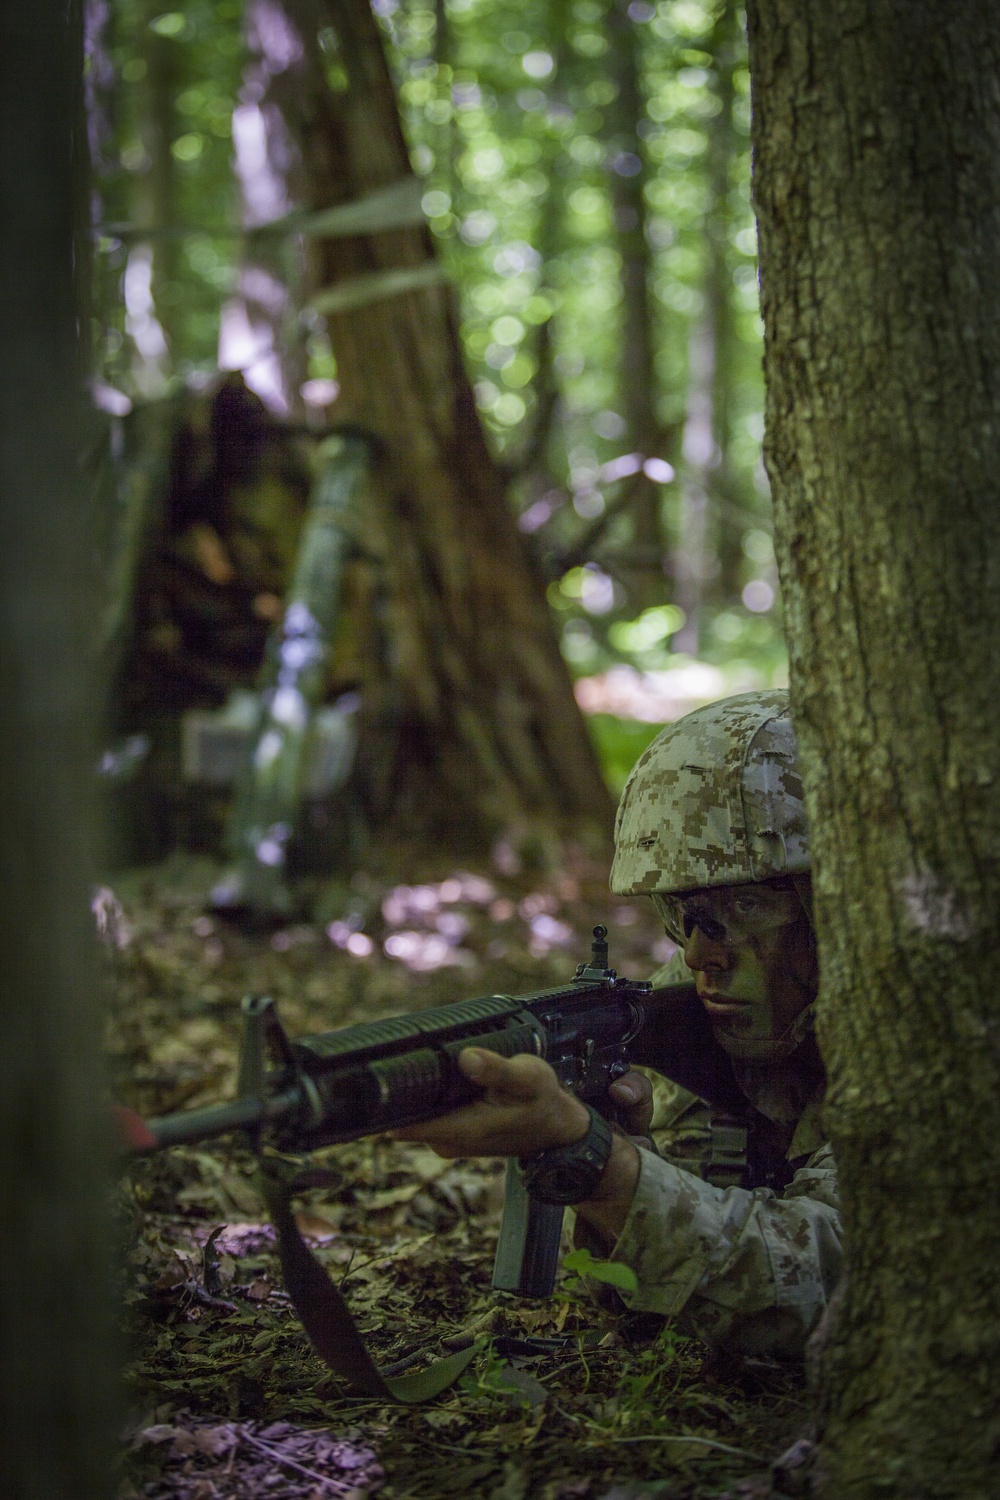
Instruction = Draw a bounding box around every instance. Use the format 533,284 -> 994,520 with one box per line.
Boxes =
604,691 -> 841,1357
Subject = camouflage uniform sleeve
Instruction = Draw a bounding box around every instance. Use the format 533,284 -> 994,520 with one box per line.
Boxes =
608,1143 -> 841,1357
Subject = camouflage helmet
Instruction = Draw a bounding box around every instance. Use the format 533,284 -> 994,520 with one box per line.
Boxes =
610,689 -> 809,896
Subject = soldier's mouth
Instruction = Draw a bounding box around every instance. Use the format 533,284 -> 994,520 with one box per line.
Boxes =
698,991 -> 752,1017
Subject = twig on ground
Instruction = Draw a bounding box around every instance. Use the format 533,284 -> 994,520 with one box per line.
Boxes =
583,1434 -> 766,1462
240,1431 -> 356,1492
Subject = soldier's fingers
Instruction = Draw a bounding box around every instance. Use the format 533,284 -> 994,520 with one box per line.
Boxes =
608,1070 -> 654,1137
391,1096 -> 570,1159
391,1102 -> 488,1154
458,1047 -> 557,1103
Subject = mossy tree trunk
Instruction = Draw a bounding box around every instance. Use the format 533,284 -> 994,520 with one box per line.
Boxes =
748,2 -> 1000,1495
0,1 -> 114,1494
280,0 -> 615,858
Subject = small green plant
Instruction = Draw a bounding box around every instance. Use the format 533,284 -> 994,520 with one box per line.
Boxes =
459,1337 -> 549,1409
560,1246 -> 639,1299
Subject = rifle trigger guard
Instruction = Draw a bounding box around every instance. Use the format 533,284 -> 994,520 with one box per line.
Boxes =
621,996 -> 648,1051
297,1069 -> 324,1130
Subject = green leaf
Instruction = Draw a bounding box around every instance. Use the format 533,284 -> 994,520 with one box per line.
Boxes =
562,1247 -> 638,1293
486,1366 -> 549,1408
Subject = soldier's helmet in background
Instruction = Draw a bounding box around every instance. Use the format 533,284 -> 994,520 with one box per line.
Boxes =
610,689 -> 810,897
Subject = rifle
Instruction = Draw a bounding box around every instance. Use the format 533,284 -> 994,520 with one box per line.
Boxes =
128,926 -> 744,1401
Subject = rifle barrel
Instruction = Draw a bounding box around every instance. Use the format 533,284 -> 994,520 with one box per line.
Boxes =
146,1084 -> 303,1149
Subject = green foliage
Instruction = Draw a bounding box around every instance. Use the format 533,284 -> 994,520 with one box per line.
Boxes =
561,1245 -> 639,1295
90,0 -> 787,793
468,1354 -> 551,1409
585,714 -> 662,794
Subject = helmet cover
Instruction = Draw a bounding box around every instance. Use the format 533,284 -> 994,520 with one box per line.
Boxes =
610,689 -> 809,896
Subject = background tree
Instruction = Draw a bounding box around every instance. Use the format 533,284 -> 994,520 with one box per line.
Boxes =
255,0 -> 618,855
94,0 -> 787,812
219,0 -> 311,414
0,1 -> 114,1495
748,1 -> 1000,1494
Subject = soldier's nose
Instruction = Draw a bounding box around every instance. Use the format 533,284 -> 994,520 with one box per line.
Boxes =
683,925 -> 730,972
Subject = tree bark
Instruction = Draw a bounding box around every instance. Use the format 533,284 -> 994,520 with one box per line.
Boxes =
747,2 -> 1000,1494
281,0 -> 615,857
0,1 -> 115,1494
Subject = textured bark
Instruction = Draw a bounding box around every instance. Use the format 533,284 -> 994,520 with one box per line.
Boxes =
747,3 -> 1000,1495
282,0 -> 614,855
0,1 -> 115,1494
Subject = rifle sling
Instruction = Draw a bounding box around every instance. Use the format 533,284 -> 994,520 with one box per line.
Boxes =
258,1162 -> 478,1403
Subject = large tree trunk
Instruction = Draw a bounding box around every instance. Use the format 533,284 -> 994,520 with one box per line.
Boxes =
747,2 -> 1000,1495
280,0 -> 614,857
0,2 -> 114,1494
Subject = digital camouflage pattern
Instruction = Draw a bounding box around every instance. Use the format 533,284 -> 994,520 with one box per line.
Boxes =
617,962 -> 840,1357
610,1138 -> 840,1356
610,690 -> 810,896
604,709 -> 837,1356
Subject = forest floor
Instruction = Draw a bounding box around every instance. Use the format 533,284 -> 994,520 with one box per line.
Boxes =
106,850 -> 809,1500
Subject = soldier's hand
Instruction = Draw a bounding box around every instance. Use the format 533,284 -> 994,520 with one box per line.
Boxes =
607,1070 -> 655,1147
390,1048 -> 589,1160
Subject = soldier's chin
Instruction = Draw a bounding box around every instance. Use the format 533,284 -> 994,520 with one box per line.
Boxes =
711,1021 -> 801,1062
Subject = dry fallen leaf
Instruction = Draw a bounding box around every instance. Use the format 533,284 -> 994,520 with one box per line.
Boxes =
295,1210 -> 343,1241
137,1424 -> 178,1445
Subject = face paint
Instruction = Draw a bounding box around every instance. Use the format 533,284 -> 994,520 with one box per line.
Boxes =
651,884 -> 803,947
652,883 -> 816,1061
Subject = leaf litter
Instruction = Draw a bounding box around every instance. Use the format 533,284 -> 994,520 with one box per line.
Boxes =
108,853 -> 806,1499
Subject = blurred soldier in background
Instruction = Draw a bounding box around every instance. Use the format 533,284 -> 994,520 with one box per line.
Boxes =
128,374 -> 309,719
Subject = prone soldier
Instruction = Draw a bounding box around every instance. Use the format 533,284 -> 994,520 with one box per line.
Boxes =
395,690 -> 840,1358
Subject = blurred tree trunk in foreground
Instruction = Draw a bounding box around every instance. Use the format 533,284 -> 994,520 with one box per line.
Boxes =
749,2 -> 1000,1495
0,3 -> 114,1498
283,0 -> 614,859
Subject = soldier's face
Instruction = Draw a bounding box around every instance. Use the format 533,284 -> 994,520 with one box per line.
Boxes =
655,885 -> 817,1055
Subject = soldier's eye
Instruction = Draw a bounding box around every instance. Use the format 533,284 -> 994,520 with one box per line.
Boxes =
682,910 -> 727,943
696,916 -> 727,942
